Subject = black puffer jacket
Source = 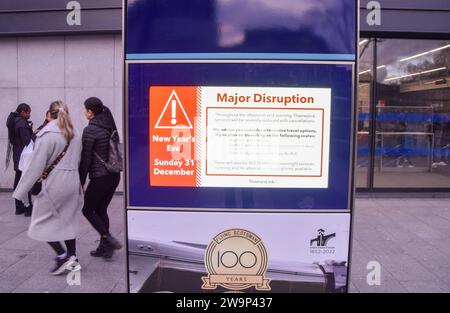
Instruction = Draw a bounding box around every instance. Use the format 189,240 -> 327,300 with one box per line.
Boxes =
79,114 -> 115,185
6,112 -> 33,171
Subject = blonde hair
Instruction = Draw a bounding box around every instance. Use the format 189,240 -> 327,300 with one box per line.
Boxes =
49,100 -> 74,142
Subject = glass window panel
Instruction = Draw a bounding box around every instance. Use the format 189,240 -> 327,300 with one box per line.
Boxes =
374,38 -> 450,188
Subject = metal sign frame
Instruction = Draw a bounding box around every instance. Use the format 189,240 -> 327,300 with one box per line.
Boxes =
122,0 -> 359,293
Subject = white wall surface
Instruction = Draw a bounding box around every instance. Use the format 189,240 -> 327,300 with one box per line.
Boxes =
0,34 -> 123,191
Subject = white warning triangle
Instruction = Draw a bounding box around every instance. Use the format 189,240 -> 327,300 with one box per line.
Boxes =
155,90 -> 193,129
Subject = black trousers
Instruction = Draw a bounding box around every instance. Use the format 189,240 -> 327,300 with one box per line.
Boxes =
82,173 -> 120,237
13,170 -> 32,211
48,239 -> 76,257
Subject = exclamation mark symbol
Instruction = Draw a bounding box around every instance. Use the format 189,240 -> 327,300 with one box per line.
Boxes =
171,99 -> 177,125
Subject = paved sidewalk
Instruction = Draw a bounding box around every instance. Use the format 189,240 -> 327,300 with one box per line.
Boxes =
349,197 -> 450,292
0,192 -> 126,293
0,192 -> 449,293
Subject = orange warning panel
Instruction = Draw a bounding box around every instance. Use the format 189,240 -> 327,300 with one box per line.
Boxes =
149,86 -> 198,187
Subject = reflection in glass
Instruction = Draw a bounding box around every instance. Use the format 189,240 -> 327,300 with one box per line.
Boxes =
215,0 -> 355,54
374,39 -> 450,188
126,0 -> 355,55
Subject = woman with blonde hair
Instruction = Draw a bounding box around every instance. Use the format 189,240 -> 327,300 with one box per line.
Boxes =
13,100 -> 84,275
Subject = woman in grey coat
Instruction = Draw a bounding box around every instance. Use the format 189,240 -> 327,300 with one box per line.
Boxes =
13,100 -> 83,276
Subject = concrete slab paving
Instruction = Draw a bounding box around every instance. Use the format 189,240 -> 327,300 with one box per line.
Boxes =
0,192 -> 449,293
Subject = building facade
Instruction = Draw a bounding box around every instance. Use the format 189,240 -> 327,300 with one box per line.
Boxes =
0,0 -> 449,191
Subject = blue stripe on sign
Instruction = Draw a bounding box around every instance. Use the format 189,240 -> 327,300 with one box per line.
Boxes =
126,53 -> 356,61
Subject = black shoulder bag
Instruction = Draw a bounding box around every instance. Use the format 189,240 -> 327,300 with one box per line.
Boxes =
31,142 -> 70,196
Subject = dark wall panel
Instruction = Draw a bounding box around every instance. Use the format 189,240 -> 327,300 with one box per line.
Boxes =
0,0 -> 122,36
361,0 -> 450,11
360,0 -> 450,36
0,10 -> 122,36
0,0 -> 121,11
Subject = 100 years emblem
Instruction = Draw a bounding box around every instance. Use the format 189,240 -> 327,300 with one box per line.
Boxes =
202,228 -> 271,291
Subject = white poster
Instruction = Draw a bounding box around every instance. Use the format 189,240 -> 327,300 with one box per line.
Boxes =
149,86 -> 331,188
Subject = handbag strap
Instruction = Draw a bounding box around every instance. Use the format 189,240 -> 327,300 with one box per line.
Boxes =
37,142 -> 70,182
93,129 -> 118,165
94,151 -> 107,164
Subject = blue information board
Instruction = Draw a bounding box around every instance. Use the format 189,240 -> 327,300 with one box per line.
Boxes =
127,62 -> 354,210
124,0 -> 357,294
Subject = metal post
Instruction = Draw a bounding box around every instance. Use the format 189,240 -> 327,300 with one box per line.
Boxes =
367,38 -> 378,190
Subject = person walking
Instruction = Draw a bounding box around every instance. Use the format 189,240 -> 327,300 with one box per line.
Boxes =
13,101 -> 83,275
6,103 -> 34,216
79,97 -> 122,259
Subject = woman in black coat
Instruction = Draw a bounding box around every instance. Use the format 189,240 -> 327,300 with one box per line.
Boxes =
6,103 -> 33,216
79,97 -> 122,259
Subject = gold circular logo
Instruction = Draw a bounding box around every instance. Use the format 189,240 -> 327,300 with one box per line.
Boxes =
202,228 -> 271,291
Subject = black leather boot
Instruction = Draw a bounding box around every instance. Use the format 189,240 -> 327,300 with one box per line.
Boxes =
100,235 -> 122,259
90,238 -> 107,257
104,234 -> 122,250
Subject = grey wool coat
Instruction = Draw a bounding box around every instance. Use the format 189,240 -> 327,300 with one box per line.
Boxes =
13,120 -> 84,242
